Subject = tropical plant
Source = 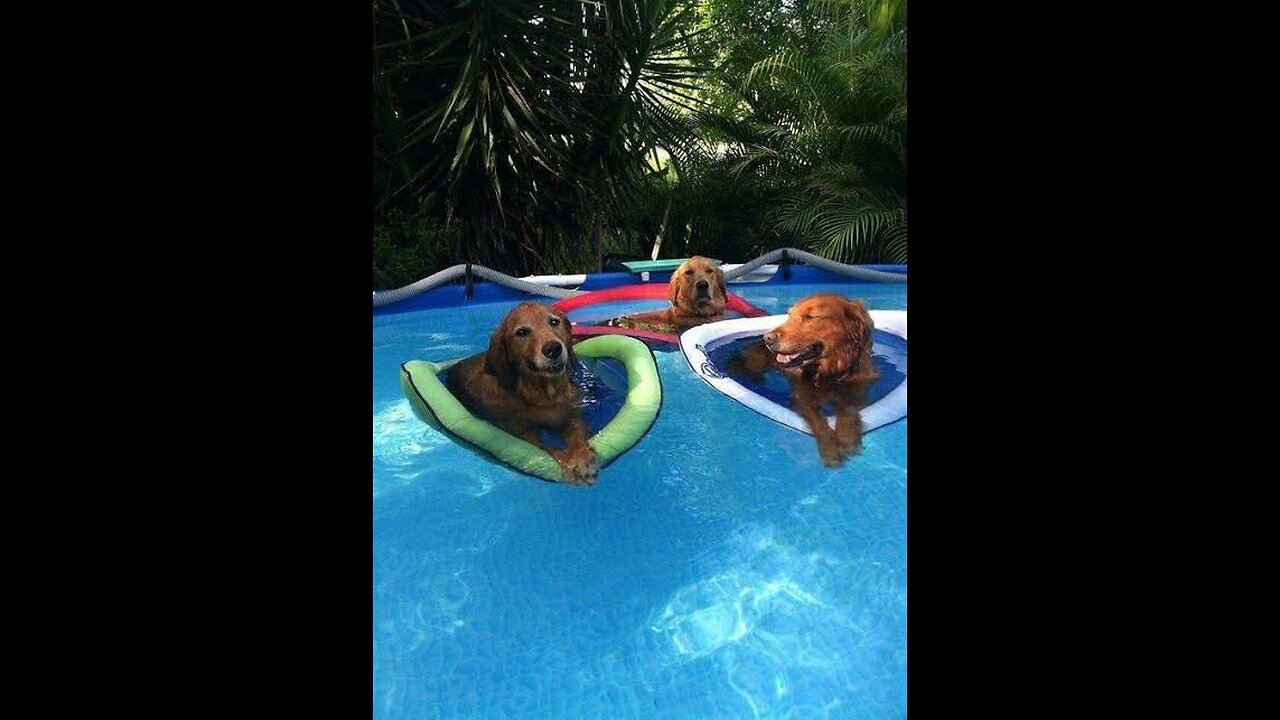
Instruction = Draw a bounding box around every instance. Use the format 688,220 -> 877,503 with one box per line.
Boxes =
690,0 -> 907,263
372,0 -> 710,280
373,207 -> 459,289
372,0 -> 908,285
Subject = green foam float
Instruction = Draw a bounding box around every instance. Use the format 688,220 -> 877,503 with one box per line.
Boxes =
400,334 -> 662,482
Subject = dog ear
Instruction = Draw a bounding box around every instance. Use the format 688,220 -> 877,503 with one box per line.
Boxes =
844,299 -> 874,352
483,323 -> 516,387
669,259 -> 692,306
714,263 -> 727,299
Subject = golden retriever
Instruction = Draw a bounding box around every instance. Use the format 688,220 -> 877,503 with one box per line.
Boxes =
728,293 -> 878,467
446,302 -> 598,485
601,256 -> 728,333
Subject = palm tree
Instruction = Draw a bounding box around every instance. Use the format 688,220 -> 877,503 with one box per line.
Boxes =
372,0 -> 709,277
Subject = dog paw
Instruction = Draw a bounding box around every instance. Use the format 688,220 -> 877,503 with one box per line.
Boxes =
558,448 -> 599,486
820,445 -> 846,468
836,427 -> 862,458
838,438 -> 862,457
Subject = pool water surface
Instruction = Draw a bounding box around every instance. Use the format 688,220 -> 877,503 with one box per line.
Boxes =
373,282 -> 907,718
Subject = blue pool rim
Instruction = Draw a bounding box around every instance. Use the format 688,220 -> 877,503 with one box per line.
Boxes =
374,264 -> 908,316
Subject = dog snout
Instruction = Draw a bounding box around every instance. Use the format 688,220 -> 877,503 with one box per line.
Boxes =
763,331 -> 778,348
541,340 -> 564,359
695,280 -> 710,297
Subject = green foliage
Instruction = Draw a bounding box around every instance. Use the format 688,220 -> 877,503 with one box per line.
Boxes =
691,0 -> 908,263
373,0 -> 711,280
372,0 -> 907,287
372,210 -> 459,290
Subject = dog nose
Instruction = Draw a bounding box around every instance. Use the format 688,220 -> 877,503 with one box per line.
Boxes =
696,280 -> 709,290
541,341 -> 563,359
763,331 -> 778,346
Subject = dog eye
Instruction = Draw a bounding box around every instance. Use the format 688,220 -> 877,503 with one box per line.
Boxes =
548,317 -> 560,326
684,269 -> 694,275
515,327 -> 531,337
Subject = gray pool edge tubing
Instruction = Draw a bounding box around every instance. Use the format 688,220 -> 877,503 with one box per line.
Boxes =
400,334 -> 662,483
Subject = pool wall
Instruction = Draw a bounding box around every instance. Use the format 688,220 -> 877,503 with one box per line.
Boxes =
373,264 -> 908,316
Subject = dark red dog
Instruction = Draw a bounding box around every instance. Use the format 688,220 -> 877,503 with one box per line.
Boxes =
729,293 -> 878,467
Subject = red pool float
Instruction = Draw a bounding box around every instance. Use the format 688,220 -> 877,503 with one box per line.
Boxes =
552,283 -> 767,345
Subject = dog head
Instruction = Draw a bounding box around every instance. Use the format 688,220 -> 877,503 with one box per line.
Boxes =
762,294 -> 875,379
484,302 -> 576,385
668,255 -> 727,318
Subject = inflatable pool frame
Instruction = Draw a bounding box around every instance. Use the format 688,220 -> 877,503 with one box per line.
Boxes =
400,334 -> 662,483
680,310 -> 907,435
551,283 -> 767,345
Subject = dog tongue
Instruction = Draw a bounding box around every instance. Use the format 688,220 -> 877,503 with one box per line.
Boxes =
776,353 -> 794,364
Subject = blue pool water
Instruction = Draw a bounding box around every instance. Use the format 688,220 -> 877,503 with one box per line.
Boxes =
373,282 -> 907,718
707,331 -> 908,417
428,360 -> 630,453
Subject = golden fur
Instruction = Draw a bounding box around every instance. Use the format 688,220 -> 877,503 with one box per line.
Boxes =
601,256 -> 728,333
446,302 -> 598,485
729,293 -> 879,467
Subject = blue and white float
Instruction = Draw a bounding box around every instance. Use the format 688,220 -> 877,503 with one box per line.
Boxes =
679,310 -> 907,435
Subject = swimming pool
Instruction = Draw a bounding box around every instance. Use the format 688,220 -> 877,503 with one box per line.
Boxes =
373,281 -> 907,718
